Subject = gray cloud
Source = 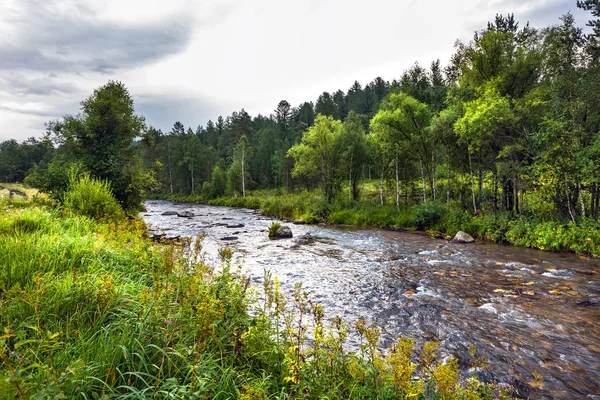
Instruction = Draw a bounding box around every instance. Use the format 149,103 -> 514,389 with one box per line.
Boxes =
0,105 -> 58,118
1,73 -> 79,97
0,0 -> 194,74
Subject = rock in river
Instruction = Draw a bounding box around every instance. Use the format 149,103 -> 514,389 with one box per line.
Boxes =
161,211 -> 178,216
226,223 -> 245,228
295,233 -> 313,245
452,231 -> 475,243
220,236 -> 238,241
177,211 -> 194,218
271,225 -> 293,239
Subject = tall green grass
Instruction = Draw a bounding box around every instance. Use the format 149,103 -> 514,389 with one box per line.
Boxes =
0,192 -> 508,398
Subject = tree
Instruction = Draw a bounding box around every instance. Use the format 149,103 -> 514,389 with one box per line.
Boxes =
232,135 -> 253,197
454,86 -> 515,212
370,92 -> 433,205
181,134 -> 202,194
275,100 -> 292,137
315,92 -> 337,117
430,108 -> 460,206
52,81 -> 145,211
577,0 -> 600,61
288,114 -> 343,202
340,111 -> 368,202
210,161 -> 227,198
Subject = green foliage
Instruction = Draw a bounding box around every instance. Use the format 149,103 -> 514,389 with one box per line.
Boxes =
24,158 -> 86,202
288,114 -> 345,202
63,174 -> 122,220
267,221 -> 281,237
42,81 -> 146,212
411,201 -> 446,230
210,163 -> 227,198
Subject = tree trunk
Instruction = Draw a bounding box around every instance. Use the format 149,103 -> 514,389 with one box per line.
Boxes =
468,151 -> 476,213
420,159 -> 427,204
241,150 -> 246,198
477,151 -> 483,206
493,173 -> 498,213
191,167 -> 195,195
513,173 -> 519,214
446,151 -> 451,207
168,141 -> 173,195
567,189 -> 577,223
395,157 -> 400,209
459,168 -> 464,209
578,182 -> 586,218
379,166 -> 385,206
349,153 -> 353,204
591,183 -> 597,218
594,183 -> 600,218
431,152 -> 436,201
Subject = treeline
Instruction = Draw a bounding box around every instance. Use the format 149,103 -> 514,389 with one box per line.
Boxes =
2,4 -> 599,222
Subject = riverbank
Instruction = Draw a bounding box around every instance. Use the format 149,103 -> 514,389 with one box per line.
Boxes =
0,187 -> 503,398
153,189 -> 600,258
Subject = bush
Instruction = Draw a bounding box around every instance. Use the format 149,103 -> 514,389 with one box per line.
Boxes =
441,209 -> 472,236
267,221 -> 281,237
64,175 -> 122,220
411,202 -> 446,230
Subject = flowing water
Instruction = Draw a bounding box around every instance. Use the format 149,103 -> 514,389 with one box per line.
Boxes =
142,200 -> 600,399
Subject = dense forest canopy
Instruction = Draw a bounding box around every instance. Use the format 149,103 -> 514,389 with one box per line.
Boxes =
2,3 -> 599,221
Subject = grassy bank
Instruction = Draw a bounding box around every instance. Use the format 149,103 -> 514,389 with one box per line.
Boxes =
0,187 -> 507,398
158,188 -> 600,258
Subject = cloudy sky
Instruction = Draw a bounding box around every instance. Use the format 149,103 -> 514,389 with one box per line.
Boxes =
0,0 -> 590,142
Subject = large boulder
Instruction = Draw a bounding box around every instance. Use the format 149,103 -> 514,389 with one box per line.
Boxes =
452,231 -> 475,243
270,225 -> 293,239
177,211 -> 195,218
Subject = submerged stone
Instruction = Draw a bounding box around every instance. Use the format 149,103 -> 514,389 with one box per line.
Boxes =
177,211 -> 194,218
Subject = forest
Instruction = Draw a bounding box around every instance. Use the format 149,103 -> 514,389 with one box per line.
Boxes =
2,4 -> 599,252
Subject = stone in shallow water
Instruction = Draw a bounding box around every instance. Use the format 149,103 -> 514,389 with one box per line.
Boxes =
270,225 -> 293,239
452,231 -> 475,243
226,223 -> 245,228
161,211 -> 178,216
220,236 -> 238,241
177,211 -> 194,218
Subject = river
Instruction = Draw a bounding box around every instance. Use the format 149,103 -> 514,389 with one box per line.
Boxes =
142,200 -> 600,399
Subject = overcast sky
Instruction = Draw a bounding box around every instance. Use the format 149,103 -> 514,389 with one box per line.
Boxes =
0,0 -> 590,142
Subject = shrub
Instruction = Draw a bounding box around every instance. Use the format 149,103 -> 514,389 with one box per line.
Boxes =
411,202 -> 446,230
64,174 -> 122,220
267,221 -> 281,237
